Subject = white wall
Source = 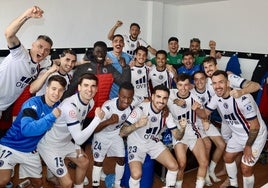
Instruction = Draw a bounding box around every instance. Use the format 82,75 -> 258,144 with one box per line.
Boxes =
0,0 -> 150,49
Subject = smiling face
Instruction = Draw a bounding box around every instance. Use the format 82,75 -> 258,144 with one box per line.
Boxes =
59,53 -> 76,74
112,35 -> 124,54
176,78 -> 191,98
182,54 -> 194,69
203,61 -> 218,77
193,72 -> 207,92
45,80 -> 65,106
118,88 -> 134,110
151,89 -> 169,113
129,25 -> 140,40
135,48 -> 147,66
30,39 -> 52,63
78,79 -> 98,104
93,45 -> 107,64
211,74 -> 230,98
168,40 -> 179,55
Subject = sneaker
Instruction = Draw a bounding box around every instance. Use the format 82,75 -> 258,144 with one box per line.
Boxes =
205,176 -> 213,186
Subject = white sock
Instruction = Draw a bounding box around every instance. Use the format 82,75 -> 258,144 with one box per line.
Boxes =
175,180 -> 183,188
73,183 -> 83,188
165,170 -> 178,187
114,163 -> 125,186
92,165 -> 102,186
209,160 -> 217,173
129,177 -> 140,188
243,175 -> 254,188
196,177 -> 205,188
225,162 -> 238,187
205,169 -> 212,186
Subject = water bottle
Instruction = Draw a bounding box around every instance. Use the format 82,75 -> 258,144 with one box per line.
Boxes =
16,179 -> 31,188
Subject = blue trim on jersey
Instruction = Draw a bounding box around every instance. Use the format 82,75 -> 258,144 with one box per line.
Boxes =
67,121 -> 80,127
232,99 -> 250,135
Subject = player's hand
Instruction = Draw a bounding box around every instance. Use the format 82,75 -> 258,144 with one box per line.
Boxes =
104,57 -> 113,65
202,119 -> 210,131
173,98 -> 186,107
230,89 -> 243,98
115,20 -> 123,27
209,40 -> 216,49
179,118 -> 187,129
25,6 -> 44,19
161,106 -> 169,118
136,115 -> 148,128
243,145 -> 255,164
52,107 -> 61,118
95,107 -> 105,120
191,101 -> 201,111
118,57 -> 126,68
109,114 -> 119,124
48,63 -> 60,74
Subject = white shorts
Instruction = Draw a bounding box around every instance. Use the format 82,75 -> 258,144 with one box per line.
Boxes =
226,129 -> 267,167
197,123 -> 221,138
221,123 -> 232,143
0,144 -> 42,179
173,124 -> 200,151
127,135 -> 166,163
37,141 -> 77,177
92,132 -> 125,162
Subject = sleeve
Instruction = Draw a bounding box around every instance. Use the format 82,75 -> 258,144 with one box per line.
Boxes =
166,113 -> 177,130
125,106 -> 142,125
238,95 -> 258,120
20,101 -> 57,137
205,95 -> 218,112
228,74 -> 246,89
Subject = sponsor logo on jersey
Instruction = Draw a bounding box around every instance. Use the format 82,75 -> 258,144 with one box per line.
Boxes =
69,110 -> 76,118
16,76 -> 34,88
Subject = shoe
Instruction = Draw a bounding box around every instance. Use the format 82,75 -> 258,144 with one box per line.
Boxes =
205,176 -> 212,186
84,176 -> 89,186
47,176 -> 61,188
209,171 -> 221,182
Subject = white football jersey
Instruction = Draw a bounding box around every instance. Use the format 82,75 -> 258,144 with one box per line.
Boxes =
123,35 -> 148,58
148,65 -> 174,88
131,65 -> 150,98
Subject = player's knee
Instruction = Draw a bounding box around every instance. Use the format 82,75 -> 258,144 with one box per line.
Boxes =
130,170 -> 142,180
59,177 -> 73,188
77,156 -> 89,169
241,164 -> 253,176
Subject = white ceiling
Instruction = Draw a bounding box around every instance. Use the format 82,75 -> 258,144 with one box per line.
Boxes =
140,0 -> 229,6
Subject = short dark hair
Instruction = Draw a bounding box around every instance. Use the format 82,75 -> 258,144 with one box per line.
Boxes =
192,70 -> 207,80
37,35 -> 53,47
190,38 -> 201,44
135,46 -> 148,56
183,51 -> 194,58
177,73 -> 192,83
212,70 -> 228,79
78,73 -> 98,85
119,82 -> 134,92
130,23 -> 140,30
156,50 -> 167,58
152,84 -> 170,96
60,49 -> 77,60
47,75 -> 67,88
168,37 -> 179,43
94,41 -> 107,49
112,34 -> 124,41
202,56 -> 217,66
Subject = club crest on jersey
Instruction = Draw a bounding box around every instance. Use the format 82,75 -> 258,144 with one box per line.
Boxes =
130,111 -> 137,118
131,43 -> 135,48
31,67 -> 36,75
223,103 -> 228,109
102,67 -> 108,73
151,116 -> 157,122
56,168 -> 64,176
129,153 -> 134,161
246,104 -> 252,111
94,152 -> 100,159
137,69 -> 142,74
69,110 -> 76,118
181,104 -> 187,108
159,75 -> 164,80
121,114 -> 127,120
